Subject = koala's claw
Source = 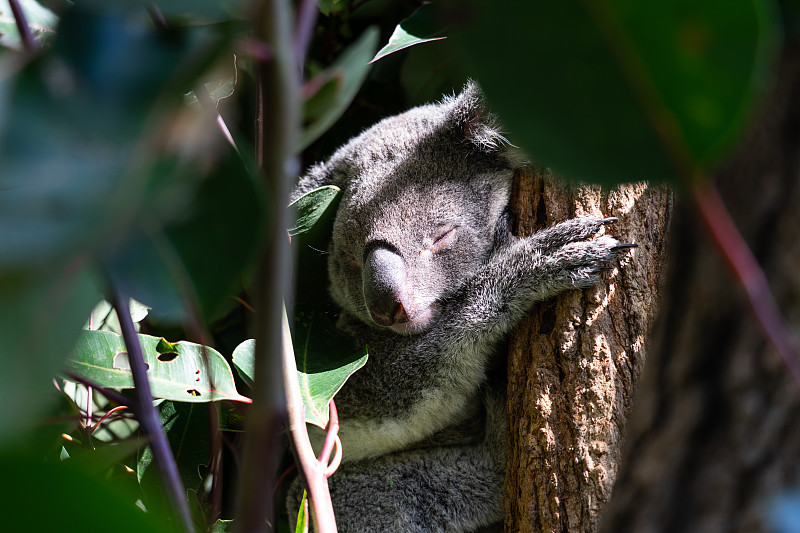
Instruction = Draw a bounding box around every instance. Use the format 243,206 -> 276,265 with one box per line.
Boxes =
611,243 -> 638,251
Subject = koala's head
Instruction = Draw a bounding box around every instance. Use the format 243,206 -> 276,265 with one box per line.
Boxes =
322,83 -> 517,335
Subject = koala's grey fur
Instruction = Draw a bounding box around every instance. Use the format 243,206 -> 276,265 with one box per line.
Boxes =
288,82 -> 632,532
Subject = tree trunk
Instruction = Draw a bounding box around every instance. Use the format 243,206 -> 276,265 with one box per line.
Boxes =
505,171 -> 673,532
599,43 -> 800,533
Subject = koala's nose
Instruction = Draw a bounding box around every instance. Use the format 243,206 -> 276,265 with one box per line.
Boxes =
363,245 -> 409,327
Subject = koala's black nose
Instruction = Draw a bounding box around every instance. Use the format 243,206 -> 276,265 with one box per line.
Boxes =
363,245 -> 408,326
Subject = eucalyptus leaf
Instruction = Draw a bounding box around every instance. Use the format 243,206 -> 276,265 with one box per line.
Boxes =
0,453 -> 175,533
288,185 -> 341,237
0,263 -> 99,446
66,330 -> 251,403
300,27 -> 379,150
232,306 -> 368,428
232,338 -> 255,389
292,307 -> 368,428
446,0 -> 780,184
137,401 -> 211,490
371,5 -> 447,63
294,490 -> 309,533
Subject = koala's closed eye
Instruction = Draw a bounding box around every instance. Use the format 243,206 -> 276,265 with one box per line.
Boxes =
430,226 -> 458,253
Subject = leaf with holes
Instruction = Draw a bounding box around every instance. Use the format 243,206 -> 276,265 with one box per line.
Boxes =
65,330 -> 251,403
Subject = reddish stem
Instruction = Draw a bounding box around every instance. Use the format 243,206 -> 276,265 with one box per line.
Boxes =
692,180 -> 800,385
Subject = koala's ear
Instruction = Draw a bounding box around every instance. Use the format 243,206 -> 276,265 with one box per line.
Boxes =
446,80 -> 507,152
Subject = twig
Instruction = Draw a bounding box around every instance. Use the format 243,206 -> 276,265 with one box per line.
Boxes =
282,308 -> 337,531
294,0 -> 318,73
692,180 -> 800,386
318,400 -> 341,477
91,406 -> 130,434
110,287 -> 195,533
8,0 -> 36,52
234,0 -> 299,529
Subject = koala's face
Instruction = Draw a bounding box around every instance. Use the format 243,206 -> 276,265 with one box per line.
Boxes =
328,171 -> 511,335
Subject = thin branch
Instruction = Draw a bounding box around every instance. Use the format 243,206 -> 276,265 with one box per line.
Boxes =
317,399 -> 339,470
110,287 -> 195,533
235,0 -> 299,529
282,307 -> 337,531
692,180 -> 800,385
294,0 -> 318,73
8,0 -> 36,52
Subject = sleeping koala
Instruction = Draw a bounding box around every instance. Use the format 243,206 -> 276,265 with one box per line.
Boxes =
289,81 -> 633,532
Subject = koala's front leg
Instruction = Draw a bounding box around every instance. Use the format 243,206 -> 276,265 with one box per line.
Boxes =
526,216 -> 619,253
448,216 -> 634,338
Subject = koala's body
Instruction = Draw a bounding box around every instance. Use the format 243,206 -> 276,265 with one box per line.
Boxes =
289,82 -> 631,532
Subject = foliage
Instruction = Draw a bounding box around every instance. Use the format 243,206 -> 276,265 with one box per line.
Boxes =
0,0 -> 795,531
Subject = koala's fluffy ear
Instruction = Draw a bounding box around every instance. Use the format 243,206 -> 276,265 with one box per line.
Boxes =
445,80 -> 508,152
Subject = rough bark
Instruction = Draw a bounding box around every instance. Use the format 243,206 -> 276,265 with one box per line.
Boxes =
599,44 -> 800,533
505,172 -> 673,532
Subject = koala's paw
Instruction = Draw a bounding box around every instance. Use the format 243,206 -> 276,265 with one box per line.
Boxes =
553,233 -> 636,289
534,216 -> 619,252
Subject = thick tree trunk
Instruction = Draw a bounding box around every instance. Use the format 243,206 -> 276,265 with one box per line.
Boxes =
505,171 -> 673,532
599,44 -> 800,533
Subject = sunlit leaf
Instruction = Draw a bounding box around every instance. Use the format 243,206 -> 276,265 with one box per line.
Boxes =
371,5 -> 446,63
295,490 -> 309,533
66,330 -> 251,403
288,185 -> 340,237
232,338 -> 255,389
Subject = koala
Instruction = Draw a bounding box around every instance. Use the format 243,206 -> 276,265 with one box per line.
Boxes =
288,81 -> 634,532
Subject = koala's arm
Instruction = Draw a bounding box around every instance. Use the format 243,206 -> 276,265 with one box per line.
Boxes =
446,216 -> 627,340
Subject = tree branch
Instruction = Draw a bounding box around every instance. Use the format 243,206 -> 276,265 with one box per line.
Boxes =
8,0 -> 36,52
234,0 -> 300,529
282,308 -> 337,531
110,288 -> 194,533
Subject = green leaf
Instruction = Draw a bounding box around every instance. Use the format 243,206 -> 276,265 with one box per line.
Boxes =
232,306 -> 368,428
0,453 -> 176,533
371,5 -> 447,63
232,339 -> 255,389
300,27 -> 379,150
0,263 -> 100,446
66,330 -> 251,403
101,147 -> 265,323
211,519 -> 236,533
288,185 -> 341,237
447,0 -> 780,184
0,7 -> 232,271
294,490 -> 308,533
137,401 -> 211,491
293,307 -> 368,428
